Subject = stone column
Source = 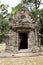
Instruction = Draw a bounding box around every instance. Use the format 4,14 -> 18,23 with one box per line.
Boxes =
38,35 -> 41,50
16,32 -> 21,51
35,29 -> 38,46
16,32 -> 19,52
28,30 -> 35,47
28,30 -> 35,52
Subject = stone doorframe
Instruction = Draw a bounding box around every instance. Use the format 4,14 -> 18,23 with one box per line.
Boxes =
16,29 -> 29,52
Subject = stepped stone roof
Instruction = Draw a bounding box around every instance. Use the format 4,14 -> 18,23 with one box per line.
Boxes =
10,6 -> 37,30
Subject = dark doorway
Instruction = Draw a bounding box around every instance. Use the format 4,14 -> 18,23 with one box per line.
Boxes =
19,33 -> 28,50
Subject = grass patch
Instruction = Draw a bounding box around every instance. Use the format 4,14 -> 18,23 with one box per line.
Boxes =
0,56 -> 43,65
0,43 -> 6,51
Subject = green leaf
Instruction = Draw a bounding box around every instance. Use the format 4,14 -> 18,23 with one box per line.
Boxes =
11,3 -> 22,14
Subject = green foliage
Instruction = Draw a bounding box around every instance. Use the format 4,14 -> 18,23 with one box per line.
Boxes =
31,8 -> 36,17
31,8 -> 43,37
38,9 -> 43,34
21,0 -> 32,4
11,3 -> 22,14
0,20 -> 9,42
0,3 -> 9,42
0,31 -> 4,42
21,0 -> 41,9
39,9 -> 43,18
10,3 -> 22,21
39,18 -> 43,34
0,19 -> 9,32
0,4 -> 9,18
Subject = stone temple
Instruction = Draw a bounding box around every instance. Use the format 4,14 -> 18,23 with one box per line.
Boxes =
5,6 -> 41,53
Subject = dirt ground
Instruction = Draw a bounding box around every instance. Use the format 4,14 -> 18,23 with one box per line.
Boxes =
0,44 -> 43,65
0,56 -> 43,65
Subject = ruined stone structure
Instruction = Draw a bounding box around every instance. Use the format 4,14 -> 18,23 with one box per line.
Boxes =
5,6 -> 40,53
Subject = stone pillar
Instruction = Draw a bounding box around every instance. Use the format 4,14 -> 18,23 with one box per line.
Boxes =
16,32 -> 21,51
16,32 -> 19,52
17,32 -> 20,50
35,29 -> 38,46
28,30 -> 35,52
38,35 -> 41,50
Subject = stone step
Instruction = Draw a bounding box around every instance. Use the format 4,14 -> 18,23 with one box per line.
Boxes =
0,51 -> 43,57
14,52 -> 43,57
18,49 -> 29,53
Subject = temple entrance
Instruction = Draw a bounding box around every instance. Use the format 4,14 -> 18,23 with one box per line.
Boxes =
19,33 -> 28,50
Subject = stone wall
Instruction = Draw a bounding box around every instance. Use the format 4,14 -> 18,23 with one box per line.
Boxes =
5,30 -> 17,53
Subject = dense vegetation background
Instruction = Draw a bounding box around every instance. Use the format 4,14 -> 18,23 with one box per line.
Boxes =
0,0 -> 43,44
